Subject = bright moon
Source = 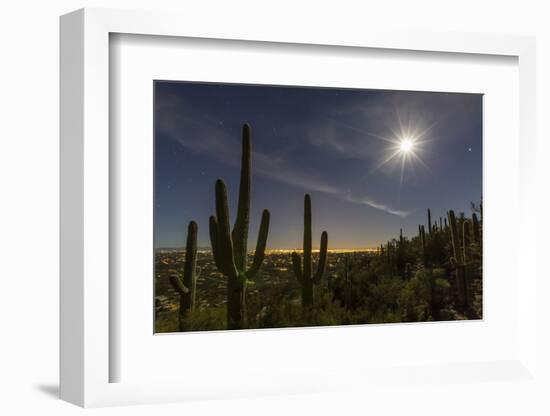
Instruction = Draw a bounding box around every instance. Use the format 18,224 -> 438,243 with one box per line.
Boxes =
399,138 -> 414,153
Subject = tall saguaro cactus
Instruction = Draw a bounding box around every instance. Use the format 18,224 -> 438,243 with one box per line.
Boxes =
428,208 -> 432,234
209,124 -> 271,330
447,210 -> 470,314
419,224 -> 427,267
170,221 -> 200,331
291,194 -> 328,307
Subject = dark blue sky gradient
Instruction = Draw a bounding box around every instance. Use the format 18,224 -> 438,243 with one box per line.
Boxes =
154,81 -> 482,249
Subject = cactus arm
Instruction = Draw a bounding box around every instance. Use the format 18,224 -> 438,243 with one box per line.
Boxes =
232,124 -> 251,272
303,194 -> 312,280
208,216 -> 222,271
246,209 -> 271,279
291,252 -> 303,283
215,179 -> 238,279
313,231 -> 328,283
169,273 -> 189,295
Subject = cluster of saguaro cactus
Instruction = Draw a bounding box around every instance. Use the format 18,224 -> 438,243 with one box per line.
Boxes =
209,124 -> 271,329
169,221 -> 200,331
291,194 -> 328,307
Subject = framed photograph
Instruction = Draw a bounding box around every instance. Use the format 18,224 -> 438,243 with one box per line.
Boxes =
153,81 -> 483,334
60,8 -> 538,408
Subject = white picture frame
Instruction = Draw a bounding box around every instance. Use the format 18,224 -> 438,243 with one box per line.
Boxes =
60,8 -> 537,408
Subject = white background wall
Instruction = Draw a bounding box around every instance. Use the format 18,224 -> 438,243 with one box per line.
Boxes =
1,1 -> 548,414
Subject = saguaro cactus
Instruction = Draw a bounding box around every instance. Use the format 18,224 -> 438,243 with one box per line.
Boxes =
170,221 -> 200,331
462,219 -> 471,262
209,124 -> 271,329
447,210 -> 470,315
428,208 -> 432,234
472,213 -> 480,244
291,194 -> 328,308
397,228 -> 405,272
419,224 -> 427,266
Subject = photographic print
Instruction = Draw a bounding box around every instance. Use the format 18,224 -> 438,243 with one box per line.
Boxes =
154,81 -> 482,333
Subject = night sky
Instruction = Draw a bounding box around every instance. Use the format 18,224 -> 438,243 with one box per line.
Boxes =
154,81 -> 482,249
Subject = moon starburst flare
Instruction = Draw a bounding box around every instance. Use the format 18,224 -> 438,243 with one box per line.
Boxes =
372,118 -> 433,180
399,138 -> 414,153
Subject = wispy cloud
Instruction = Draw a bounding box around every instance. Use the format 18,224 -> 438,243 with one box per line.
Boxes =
345,194 -> 409,217
157,93 -> 410,217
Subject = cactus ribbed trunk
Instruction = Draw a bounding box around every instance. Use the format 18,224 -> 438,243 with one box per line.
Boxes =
302,281 -> 314,307
169,221 -> 199,331
227,274 -> 245,329
428,208 -> 432,234
209,124 -> 271,330
292,194 -> 328,309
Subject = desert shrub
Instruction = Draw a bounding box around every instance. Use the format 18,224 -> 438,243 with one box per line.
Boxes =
182,306 -> 226,332
367,275 -> 404,314
398,268 -> 432,322
155,309 -> 179,333
257,297 -> 302,328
